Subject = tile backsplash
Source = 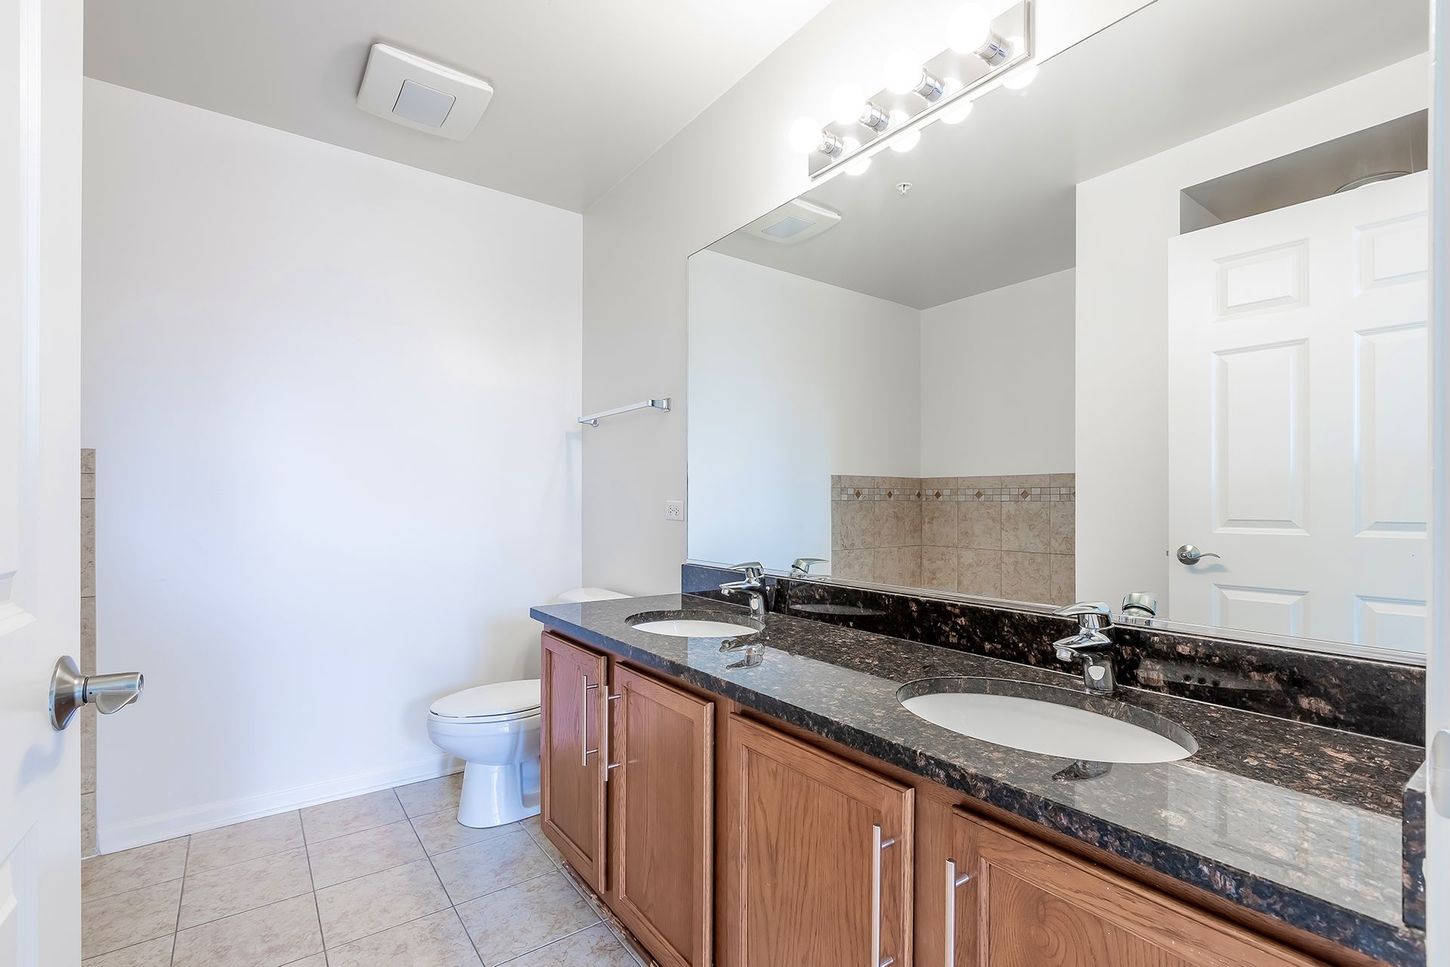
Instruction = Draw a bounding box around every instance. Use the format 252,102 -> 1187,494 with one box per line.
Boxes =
832,473 -> 1075,605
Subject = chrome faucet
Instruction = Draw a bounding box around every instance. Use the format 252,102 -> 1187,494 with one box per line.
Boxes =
720,562 -> 767,620
789,557 -> 827,578
1053,602 -> 1117,696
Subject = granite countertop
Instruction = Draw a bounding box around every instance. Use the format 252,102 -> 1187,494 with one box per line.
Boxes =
531,593 -> 1426,967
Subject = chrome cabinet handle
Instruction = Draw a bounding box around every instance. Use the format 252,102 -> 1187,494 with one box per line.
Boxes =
1176,544 -> 1221,566
603,691 -> 622,782
871,825 -> 896,967
944,858 -> 974,966
580,672 -> 598,766
49,655 -> 143,731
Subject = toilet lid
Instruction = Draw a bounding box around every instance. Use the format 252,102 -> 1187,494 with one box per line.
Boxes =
430,680 -> 541,720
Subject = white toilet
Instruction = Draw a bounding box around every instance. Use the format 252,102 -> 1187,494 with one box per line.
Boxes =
427,587 -> 627,828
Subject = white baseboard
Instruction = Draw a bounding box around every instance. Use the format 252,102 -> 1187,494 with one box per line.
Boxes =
96,754 -> 461,854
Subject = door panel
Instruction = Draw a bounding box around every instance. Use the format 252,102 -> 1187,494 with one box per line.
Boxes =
539,632 -> 608,893
609,665 -> 713,967
724,714 -> 912,967
0,0 -> 83,961
1169,172 -> 1430,655
948,809 -> 1323,967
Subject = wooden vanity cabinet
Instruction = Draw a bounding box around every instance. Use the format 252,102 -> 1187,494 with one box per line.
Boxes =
607,665 -> 715,967
540,632 -> 609,893
539,633 -> 715,967
721,714 -> 914,967
942,808 -> 1325,967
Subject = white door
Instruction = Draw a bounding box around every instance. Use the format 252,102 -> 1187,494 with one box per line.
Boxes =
0,0 -> 84,963
1168,172 -> 1429,655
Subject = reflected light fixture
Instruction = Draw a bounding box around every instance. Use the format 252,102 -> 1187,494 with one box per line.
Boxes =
939,80 -> 973,124
1001,61 -> 1038,90
843,139 -> 871,176
887,111 -> 920,153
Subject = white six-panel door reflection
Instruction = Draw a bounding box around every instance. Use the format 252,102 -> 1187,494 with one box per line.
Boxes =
1168,172 -> 1429,657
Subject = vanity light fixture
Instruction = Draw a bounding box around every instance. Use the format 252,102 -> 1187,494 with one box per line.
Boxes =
792,0 -> 1033,178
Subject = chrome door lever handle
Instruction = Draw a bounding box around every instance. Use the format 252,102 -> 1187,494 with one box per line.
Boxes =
49,655 -> 144,731
1175,544 -> 1221,566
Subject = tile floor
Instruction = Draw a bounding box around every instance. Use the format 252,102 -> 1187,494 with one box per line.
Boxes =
81,774 -> 649,967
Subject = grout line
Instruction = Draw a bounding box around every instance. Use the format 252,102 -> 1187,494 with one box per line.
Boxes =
168,835 -> 191,966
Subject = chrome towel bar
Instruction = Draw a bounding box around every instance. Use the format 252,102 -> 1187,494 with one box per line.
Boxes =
578,397 -> 671,427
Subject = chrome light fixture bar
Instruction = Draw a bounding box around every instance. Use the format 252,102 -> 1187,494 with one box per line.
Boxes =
800,0 -> 1033,179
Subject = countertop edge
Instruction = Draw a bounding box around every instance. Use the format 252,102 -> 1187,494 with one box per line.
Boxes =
530,604 -> 1426,966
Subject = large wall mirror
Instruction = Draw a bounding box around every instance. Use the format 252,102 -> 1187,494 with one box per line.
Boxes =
687,0 -> 1431,661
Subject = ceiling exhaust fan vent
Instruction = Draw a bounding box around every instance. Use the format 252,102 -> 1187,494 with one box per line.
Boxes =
356,43 -> 494,141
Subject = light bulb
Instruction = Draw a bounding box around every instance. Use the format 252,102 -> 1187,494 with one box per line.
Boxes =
1002,62 -> 1038,90
883,50 -> 925,95
829,84 -> 867,125
843,138 -> 870,176
947,3 -> 991,53
887,111 -> 920,153
788,116 -> 824,154
938,79 -> 972,124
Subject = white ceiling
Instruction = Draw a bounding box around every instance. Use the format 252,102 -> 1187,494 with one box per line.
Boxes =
84,0 -> 836,213
706,0 -> 1429,309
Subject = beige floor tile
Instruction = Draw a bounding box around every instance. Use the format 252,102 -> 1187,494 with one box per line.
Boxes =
301,789 -> 404,844
81,878 -> 182,959
504,923 -> 636,967
456,871 -> 597,965
187,811 -> 304,875
172,893 -> 323,967
307,819 -> 425,888
410,807 -> 513,856
607,923 -> 652,967
314,857 -> 449,948
430,828 -> 553,905
520,816 -> 564,868
179,846 -> 313,929
326,908 -> 482,967
393,772 -> 464,818
81,935 -> 174,967
83,836 -> 189,901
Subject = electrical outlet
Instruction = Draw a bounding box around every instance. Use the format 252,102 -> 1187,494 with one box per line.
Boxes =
664,499 -> 685,522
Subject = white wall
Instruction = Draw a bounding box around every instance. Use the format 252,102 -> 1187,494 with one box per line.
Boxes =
687,251 -> 919,571
83,80 -> 583,850
1075,55 -> 1430,610
920,269 -> 1075,477
580,0 -> 1153,592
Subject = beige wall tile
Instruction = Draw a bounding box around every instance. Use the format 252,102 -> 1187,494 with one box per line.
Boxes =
81,448 -> 96,473
81,596 -> 96,670
1002,473 -> 1051,489
921,477 -> 954,493
1048,472 -> 1075,487
80,498 -> 96,597
831,548 -> 874,583
958,501 -> 1002,550
1001,551 -> 1053,603
835,502 -> 870,550
922,499 -> 956,547
1050,554 -> 1076,605
1049,502 -> 1075,555
887,500 -> 921,548
957,549 -> 1002,598
958,476 -> 1002,491
81,793 -> 97,857
920,547 -> 957,592
1002,502 -> 1051,553
873,547 -> 921,588
81,709 -> 96,795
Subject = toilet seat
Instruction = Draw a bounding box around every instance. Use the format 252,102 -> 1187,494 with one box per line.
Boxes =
429,679 -> 541,723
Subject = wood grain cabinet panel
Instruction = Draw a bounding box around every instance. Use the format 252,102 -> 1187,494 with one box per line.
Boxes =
946,809 -> 1326,967
723,714 -> 913,967
540,632 -> 609,893
608,665 -> 714,967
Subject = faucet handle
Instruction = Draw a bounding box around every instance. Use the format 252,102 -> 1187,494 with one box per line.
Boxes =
790,558 -> 827,577
1055,601 -> 1112,632
730,562 -> 765,582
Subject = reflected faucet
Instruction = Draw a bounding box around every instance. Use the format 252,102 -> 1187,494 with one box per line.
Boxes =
719,562 -> 767,621
1053,602 -> 1117,696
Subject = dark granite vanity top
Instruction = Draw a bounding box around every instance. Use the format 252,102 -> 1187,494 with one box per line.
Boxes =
531,593 -> 1426,966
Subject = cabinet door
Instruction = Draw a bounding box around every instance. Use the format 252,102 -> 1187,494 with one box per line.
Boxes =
540,632 -> 609,893
947,809 -> 1325,967
609,665 -> 714,967
724,714 -> 913,967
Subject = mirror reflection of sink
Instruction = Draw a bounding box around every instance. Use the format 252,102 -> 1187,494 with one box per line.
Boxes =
627,611 -> 762,639
898,677 -> 1196,764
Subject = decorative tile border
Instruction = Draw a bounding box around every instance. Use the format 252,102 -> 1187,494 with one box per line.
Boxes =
834,473 -> 1075,502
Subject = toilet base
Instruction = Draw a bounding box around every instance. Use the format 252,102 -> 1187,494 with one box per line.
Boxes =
457,757 -> 541,828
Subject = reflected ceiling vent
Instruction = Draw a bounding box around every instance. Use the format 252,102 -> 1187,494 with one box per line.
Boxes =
356,43 -> 494,141
742,199 -> 842,245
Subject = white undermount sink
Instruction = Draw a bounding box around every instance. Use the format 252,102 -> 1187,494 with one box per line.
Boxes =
627,611 -> 762,639
899,678 -> 1196,764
